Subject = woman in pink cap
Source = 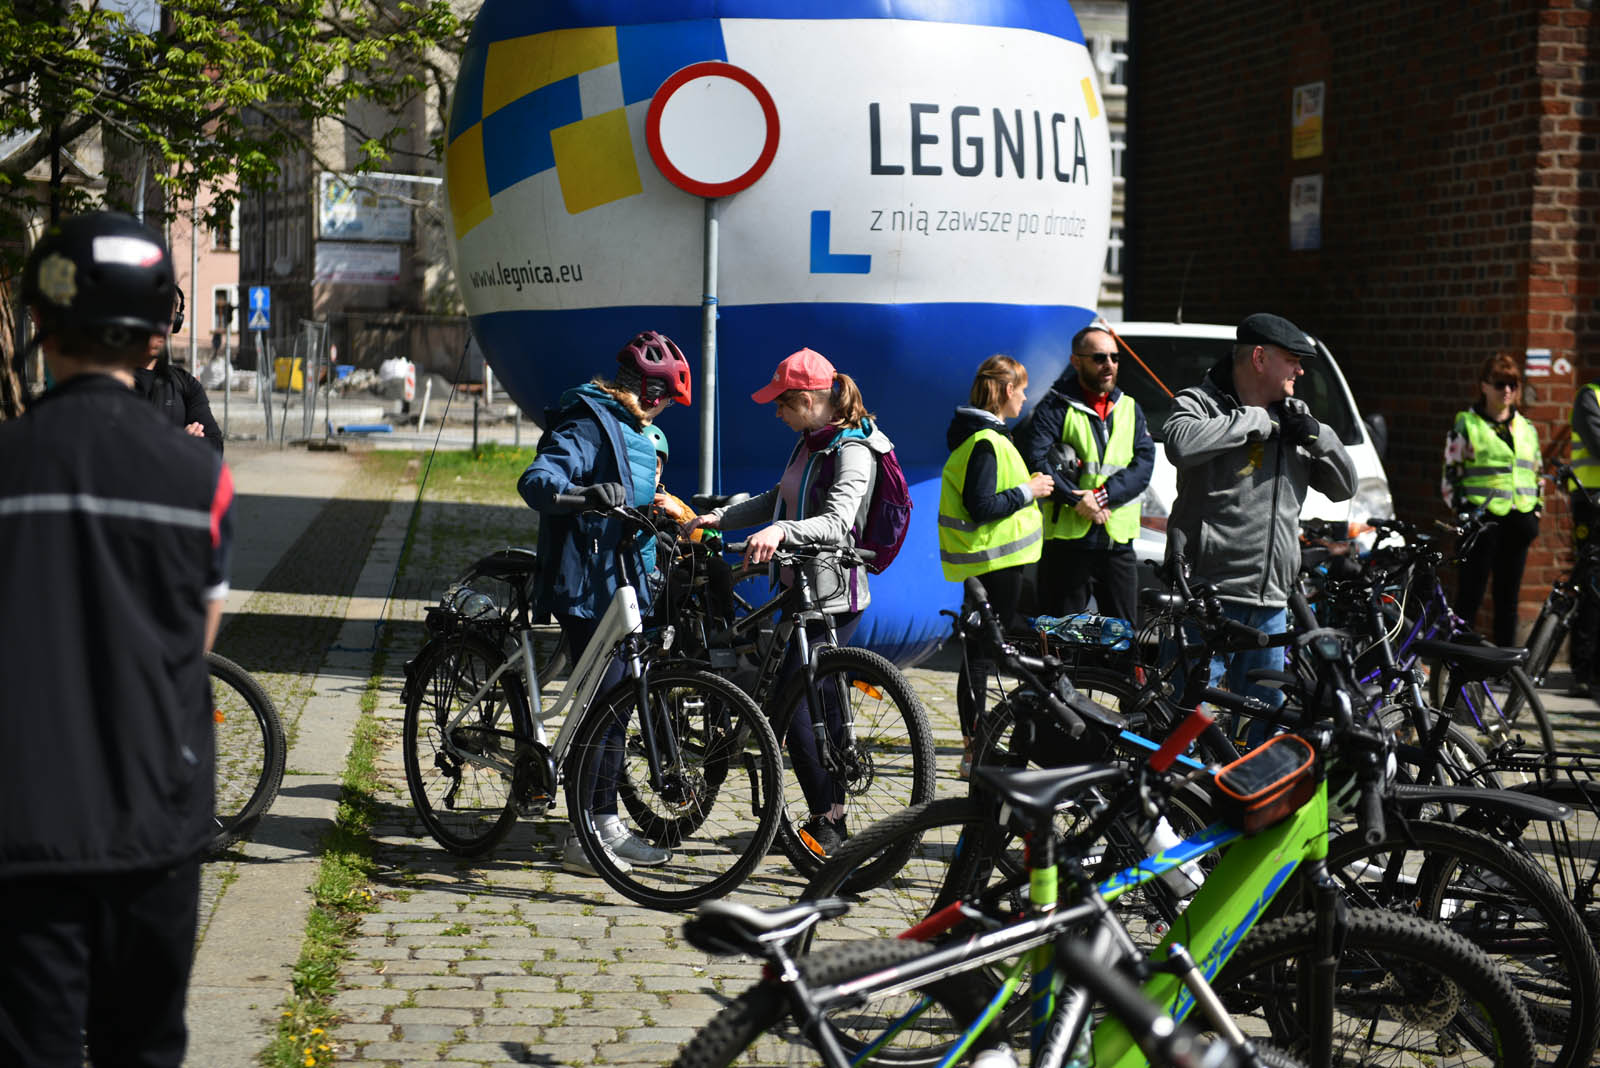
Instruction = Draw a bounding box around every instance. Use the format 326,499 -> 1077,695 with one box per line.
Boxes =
686,347 -> 895,858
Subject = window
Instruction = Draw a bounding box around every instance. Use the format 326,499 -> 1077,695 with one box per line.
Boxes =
1110,134 -> 1126,184
1104,226 -> 1124,277
1095,37 -> 1129,92
212,285 -> 239,337
209,202 -> 239,251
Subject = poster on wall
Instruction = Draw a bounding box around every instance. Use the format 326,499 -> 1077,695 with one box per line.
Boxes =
314,241 -> 402,284
318,173 -> 420,242
1292,81 -> 1324,160
1290,174 -> 1322,251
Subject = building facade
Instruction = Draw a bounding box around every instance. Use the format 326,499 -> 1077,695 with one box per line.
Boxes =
1075,0 -> 1130,320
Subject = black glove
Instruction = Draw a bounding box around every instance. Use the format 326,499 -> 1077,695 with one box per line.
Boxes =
1272,398 -> 1322,447
575,482 -> 626,509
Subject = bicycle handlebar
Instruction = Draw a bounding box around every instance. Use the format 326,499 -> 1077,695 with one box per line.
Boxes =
961,577 -> 1086,739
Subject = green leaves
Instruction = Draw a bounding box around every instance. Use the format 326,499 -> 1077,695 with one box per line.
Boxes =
0,0 -> 465,233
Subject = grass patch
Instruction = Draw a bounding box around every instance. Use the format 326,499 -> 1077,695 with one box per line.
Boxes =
411,443 -> 538,505
260,679 -> 386,1068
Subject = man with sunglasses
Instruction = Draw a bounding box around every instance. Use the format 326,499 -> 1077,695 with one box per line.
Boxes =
1019,322 -> 1154,623
1164,313 -> 1355,743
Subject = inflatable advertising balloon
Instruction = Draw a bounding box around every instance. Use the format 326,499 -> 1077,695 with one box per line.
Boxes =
445,1 -> 1112,663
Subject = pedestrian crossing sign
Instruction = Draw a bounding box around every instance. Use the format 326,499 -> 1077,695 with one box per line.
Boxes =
248,286 -> 270,331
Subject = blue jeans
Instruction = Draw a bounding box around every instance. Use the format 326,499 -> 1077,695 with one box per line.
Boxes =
1207,604 -> 1288,747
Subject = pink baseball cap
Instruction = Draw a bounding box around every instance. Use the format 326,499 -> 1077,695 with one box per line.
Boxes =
751,347 -> 836,403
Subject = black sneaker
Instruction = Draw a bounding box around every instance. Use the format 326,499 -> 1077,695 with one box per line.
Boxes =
798,815 -> 849,858
1567,681 -> 1592,699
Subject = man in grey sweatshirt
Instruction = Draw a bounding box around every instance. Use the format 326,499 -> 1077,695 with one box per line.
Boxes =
1164,313 -> 1357,738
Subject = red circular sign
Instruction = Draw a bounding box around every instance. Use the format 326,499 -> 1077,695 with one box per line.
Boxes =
645,61 -> 780,199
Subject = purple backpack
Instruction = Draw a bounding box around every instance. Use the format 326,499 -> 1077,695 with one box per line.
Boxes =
814,443 -> 913,574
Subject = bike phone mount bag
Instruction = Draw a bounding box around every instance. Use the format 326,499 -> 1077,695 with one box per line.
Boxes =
1211,734 -> 1318,834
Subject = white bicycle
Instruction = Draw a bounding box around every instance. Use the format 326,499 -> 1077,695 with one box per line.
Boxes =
401,497 -> 784,910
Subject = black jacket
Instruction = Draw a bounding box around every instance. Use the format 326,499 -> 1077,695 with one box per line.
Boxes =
945,406 -> 1034,524
135,360 -> 223,452
1019,373 -> 1156,549
0,375 -> 234,875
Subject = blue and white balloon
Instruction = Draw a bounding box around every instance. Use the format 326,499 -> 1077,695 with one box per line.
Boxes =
445,1 -> 1111,662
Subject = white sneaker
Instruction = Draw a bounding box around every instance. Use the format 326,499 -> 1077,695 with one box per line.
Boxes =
596,813 -> 671,867
561,832 -> 629,876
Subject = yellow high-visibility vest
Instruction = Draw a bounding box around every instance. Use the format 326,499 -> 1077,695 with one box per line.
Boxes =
1456,409 -> 1539,515
938,428 -> 1043,580
1044,396 -> 1140,543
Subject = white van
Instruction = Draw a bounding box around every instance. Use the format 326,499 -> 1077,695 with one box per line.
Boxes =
1106,321 -> 1396,573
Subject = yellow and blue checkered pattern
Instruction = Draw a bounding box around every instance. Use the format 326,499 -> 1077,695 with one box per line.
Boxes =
447,20 -> 727,237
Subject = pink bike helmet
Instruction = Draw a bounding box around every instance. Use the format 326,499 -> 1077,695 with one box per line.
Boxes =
617,331 -> 692,406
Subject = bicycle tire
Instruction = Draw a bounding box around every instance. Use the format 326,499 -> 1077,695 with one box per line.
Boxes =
1212,907 -> 1537,1068
1517,609 -> 1565,689
673,938 -> 990,1068
769,646 -> 936,888
797,798 -> 989,952
208,651 -> 287,852
402,631 -> 525,856
1500,777 -> 1600,943
567,666 -> 783,910
1322,819 -> 1600,1068
1380,706 -> 1501,793
1455,661 -> 1557,754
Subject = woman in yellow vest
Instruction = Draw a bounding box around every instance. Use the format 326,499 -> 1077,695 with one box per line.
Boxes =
1441,353 -> 1542,647
939,355 -> 1054,773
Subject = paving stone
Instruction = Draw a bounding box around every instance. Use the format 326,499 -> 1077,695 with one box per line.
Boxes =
412,988 -> 497,1008
389,1007 -> 477,1026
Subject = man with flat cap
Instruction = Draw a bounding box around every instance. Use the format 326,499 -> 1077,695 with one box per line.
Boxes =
1163,313 -> 1357,741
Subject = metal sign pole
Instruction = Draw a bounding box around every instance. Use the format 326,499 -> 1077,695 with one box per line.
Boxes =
699,197 -> 719,497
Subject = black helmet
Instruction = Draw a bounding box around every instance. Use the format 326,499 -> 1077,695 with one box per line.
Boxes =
21,211 -> 176,347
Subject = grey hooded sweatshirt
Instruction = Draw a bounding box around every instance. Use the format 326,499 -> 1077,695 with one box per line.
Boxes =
1164,356 -> 1357,608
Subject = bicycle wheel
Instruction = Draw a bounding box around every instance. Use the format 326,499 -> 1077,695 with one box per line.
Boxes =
770,646 -> 936,887
798,798 -> 990,951
566,666 -> 783,909
1455,664 -> 1556,754
402,631 -> 525,856
1212,908 -> 1537,1068
672,938 -> 987,1068
1501,777 -> 1600,943
1516,608 -> 1566,689
208,651 -> 287,852
1322,819 -> 1600,1068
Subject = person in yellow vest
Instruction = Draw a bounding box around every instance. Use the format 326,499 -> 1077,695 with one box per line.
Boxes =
940,355 -> 1054,774
1441,353 -> 1542,649
1019,323 -> 1155,623
1567,377 -> 1600,697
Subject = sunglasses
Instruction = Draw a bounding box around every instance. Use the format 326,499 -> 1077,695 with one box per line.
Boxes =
1487,378 -> 1520,390
1078,351 -> 1120,364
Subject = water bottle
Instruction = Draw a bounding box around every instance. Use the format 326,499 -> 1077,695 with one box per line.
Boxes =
1141,816 -> 1204,896
1031,612 -> 1134,652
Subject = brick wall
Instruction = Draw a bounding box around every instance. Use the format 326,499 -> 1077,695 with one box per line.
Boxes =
1126,0 -> 1599,640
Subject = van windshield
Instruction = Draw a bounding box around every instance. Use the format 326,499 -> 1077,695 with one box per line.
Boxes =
1112,333 -> 1362,446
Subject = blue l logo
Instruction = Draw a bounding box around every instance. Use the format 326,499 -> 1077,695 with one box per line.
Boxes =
809,211 -> 870,274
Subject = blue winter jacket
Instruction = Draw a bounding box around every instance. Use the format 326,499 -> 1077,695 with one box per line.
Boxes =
518,386 -> 658,619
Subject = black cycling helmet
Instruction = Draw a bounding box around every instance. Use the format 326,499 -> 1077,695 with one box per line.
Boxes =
21,211 -> 176,348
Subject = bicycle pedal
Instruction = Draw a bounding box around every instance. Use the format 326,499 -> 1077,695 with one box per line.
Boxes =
515,794 -> 552,819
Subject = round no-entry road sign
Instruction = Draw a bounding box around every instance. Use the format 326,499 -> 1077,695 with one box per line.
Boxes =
646,61 -> 780,199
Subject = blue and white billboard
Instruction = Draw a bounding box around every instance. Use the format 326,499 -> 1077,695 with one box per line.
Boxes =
445,1 -> 1111,662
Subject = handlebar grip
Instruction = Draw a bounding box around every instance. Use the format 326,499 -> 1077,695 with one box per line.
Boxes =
552,493 -> 590,509
724,540 -> 748,554
1358,783 -> 1386,846
1220,617 -> 1270,649
1288,589 -> 1319,633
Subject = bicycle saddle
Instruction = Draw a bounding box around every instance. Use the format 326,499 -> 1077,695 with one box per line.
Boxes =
684,898 -> 850,956
970,763 -> 1130,819
1410,638 -> 1528,676
465,547 -> 540,580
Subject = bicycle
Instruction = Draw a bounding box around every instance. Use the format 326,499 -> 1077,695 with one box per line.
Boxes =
209,650 -> 287,852
400,499 -> 784,909
659,530 -> 935,888
679,625 -> 1538,1068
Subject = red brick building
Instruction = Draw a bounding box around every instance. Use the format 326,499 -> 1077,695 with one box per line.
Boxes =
1125,0 -> 1598,636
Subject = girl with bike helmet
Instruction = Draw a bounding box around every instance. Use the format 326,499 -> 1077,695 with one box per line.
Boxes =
686,347 -> 895,858
518,330 -> 691,876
